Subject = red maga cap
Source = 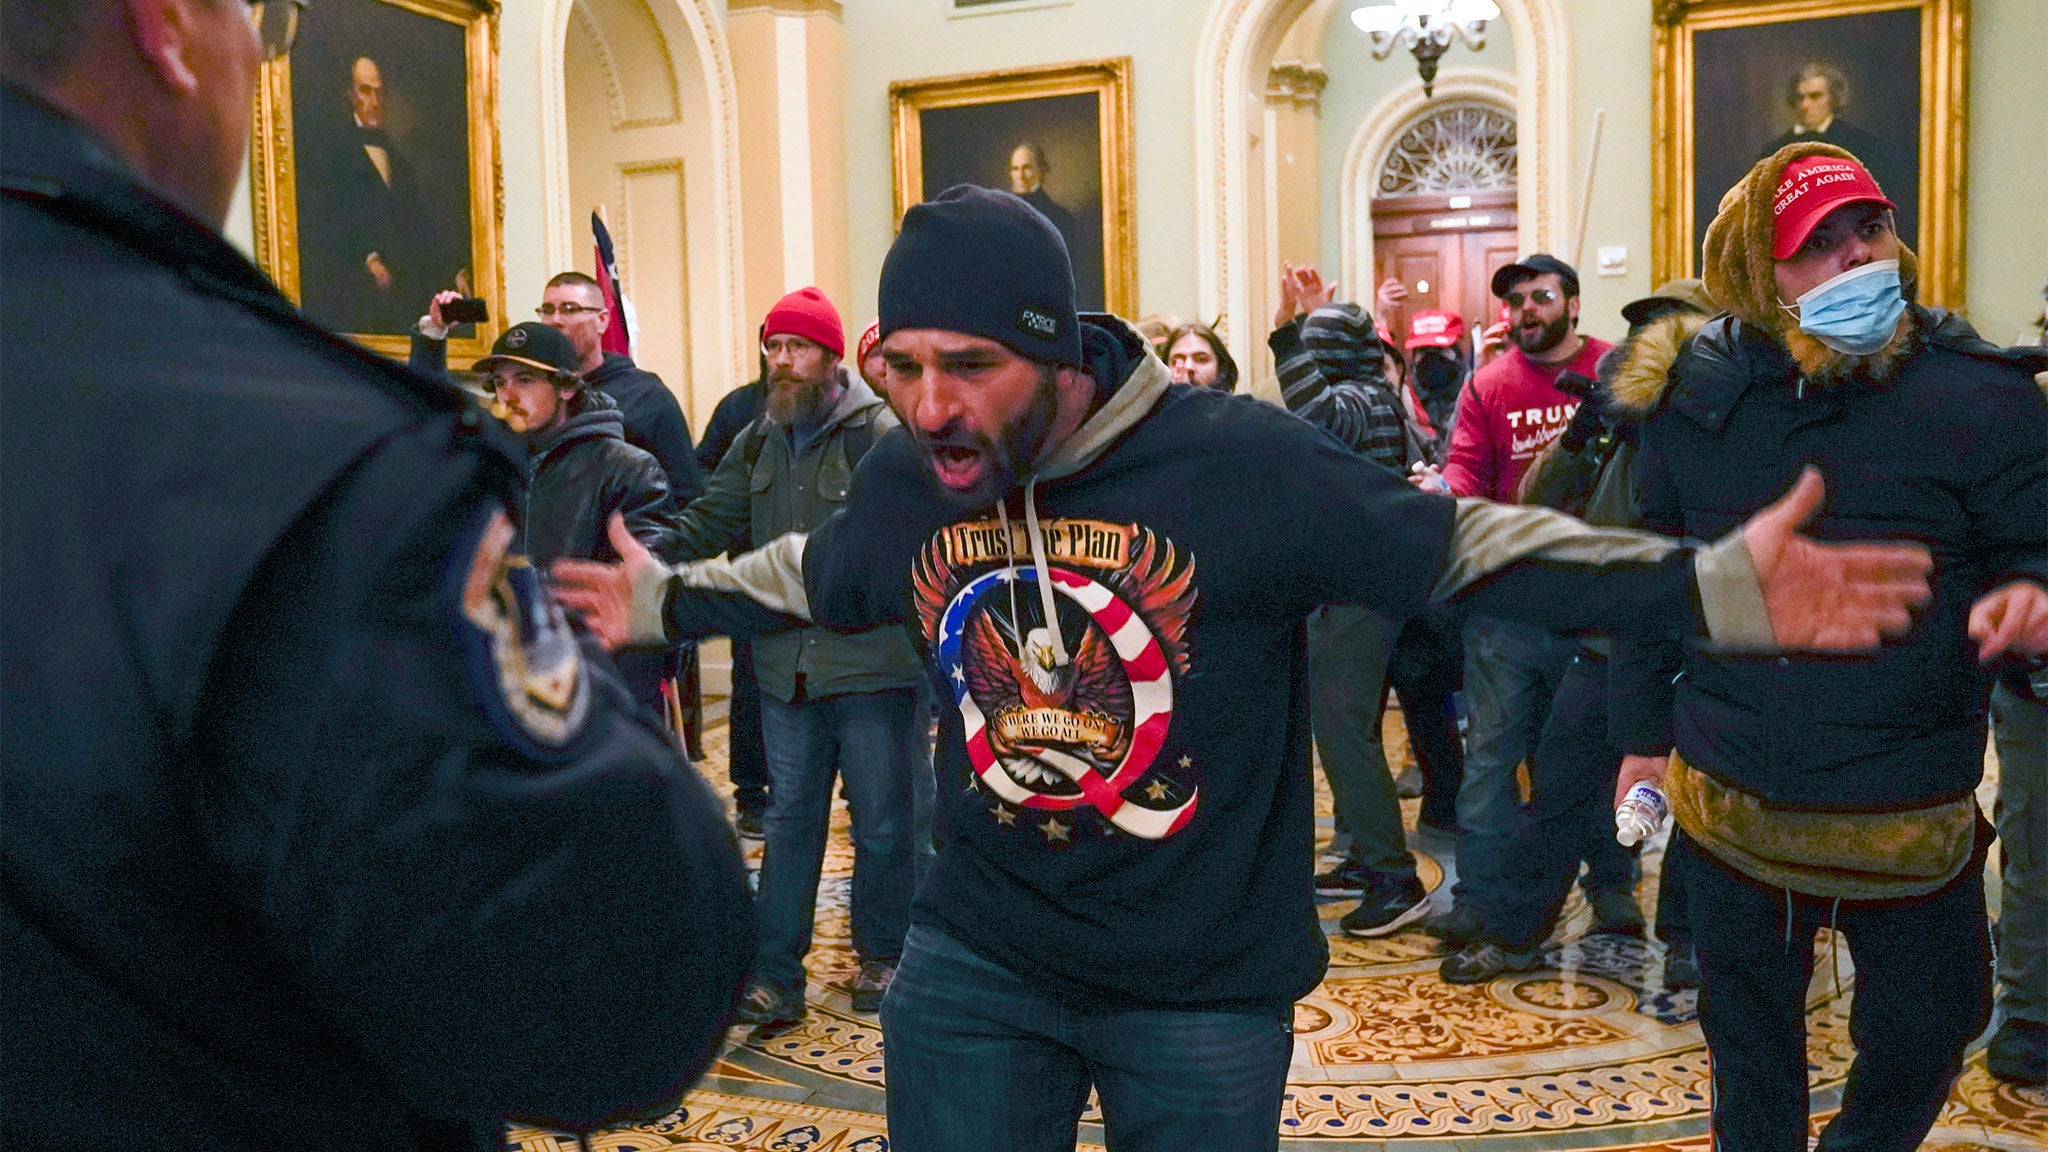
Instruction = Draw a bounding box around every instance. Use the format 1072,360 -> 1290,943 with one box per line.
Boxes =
1771,155 -> 1893,260
1405,308 -> 1465,350
856,321 -> 881,365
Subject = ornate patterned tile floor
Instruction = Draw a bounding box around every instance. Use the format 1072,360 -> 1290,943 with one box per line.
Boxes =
508,705 -> 2048,1152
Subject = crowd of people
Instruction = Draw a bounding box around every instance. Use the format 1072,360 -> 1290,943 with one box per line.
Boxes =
6,5 -> 2047,1152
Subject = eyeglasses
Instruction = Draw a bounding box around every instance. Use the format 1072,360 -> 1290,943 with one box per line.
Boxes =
1503,288 -> 1561,308
247,0 -> 306,62
762,335 -> 824,358
536,302 -> 602,318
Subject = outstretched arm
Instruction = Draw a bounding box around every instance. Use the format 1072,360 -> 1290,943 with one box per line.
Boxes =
1442,468 -> 1932,650
552,514 -> 807,650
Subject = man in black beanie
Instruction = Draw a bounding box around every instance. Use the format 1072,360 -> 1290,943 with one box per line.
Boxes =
552,184 -> 1954,1151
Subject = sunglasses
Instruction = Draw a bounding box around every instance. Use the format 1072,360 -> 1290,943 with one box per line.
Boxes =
1503,288 -> 1561,308
247,0 -> 306,62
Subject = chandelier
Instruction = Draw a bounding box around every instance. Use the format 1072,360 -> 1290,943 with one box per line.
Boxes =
1351,0 -> 1501,97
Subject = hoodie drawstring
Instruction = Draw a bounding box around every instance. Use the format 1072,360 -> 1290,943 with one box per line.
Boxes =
1826,895 -> 1844,1000
996,502 -> 1027,653
991,481 -> 1072,669
1023,478 -> 1069,668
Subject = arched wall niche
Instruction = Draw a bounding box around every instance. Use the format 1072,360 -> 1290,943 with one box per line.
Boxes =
1195,0 -> 1569,382
539,0 -> 746,422
1338,68 -> 1519,299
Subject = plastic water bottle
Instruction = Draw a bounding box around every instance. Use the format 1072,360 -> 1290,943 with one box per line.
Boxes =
1615,781 -> 1670,847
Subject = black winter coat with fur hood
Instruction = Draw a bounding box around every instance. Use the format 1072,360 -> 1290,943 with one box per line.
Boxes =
1610,305 -> 2048,812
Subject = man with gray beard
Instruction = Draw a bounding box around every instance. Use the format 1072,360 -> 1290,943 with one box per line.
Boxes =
663,287 -> 926,1029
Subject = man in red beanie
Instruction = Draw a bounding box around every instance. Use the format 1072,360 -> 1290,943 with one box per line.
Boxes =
659,286 -> 926,1031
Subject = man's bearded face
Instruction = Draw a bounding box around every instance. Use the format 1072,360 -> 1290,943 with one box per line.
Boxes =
764,335 -> 840,425
1501,272 -> 1576,356
880,330 -> 1064,508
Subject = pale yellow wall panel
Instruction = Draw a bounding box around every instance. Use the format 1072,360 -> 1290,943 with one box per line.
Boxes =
620,162 -> 695,422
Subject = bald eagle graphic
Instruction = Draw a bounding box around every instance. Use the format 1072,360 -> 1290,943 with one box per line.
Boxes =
962,600 -> 1132,788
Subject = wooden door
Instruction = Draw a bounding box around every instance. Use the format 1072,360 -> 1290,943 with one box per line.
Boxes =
1371,190 -> 1519,350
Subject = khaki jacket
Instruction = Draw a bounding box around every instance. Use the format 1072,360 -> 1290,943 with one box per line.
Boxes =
669,372 -> 923,702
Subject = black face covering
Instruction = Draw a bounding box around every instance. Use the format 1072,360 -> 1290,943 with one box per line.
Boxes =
1412,350 -> 1463,398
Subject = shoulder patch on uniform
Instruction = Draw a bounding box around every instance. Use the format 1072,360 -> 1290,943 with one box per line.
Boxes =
446,506 -> 591,754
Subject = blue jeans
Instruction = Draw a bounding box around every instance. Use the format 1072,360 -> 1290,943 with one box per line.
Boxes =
1484,652 -> 1640,951
1452,616 -> 1573,919
880,925 -> 1295,1152
755,687 -> 919,993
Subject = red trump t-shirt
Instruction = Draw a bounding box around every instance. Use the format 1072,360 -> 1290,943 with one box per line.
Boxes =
1441,338 -> 1612,502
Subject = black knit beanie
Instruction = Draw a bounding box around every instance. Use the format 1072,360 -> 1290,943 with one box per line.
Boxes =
878,184 -> 1082,367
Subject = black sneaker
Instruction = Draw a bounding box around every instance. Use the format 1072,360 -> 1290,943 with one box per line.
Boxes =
1420,901 -> 1482,950
1587,888 -> 1646,937
849,960 -> 895,1014
1314,861 -> 1371,897
1393,764 -> 1424,799
1439,941 -> 1540,984
734,980 -> 805,1030
735,808 -> 764,839
1663,942 -> 1701,990
1986,1018 -> 2048,1086
1340,876 -> 1430,938
1416,813 -> 1463,838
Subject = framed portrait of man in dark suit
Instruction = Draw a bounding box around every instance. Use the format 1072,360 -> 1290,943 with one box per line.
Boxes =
1651,0 -> 1966,309
890,58 -> 1135,317
251,0 -> 503,359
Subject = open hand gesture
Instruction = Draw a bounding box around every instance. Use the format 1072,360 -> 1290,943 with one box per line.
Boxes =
1742,468 -> 1933,650
550,513 -> 659,651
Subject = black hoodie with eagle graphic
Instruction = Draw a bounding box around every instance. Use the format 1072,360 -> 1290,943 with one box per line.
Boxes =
662,319 -> 1761,1010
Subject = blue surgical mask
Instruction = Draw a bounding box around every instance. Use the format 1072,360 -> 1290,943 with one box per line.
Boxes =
1780,259 -> 1905,356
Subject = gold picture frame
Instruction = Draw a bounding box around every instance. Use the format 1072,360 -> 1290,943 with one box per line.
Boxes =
251,0 -> 503,360
890,58 -> 1136,318
1652,0 -> 1966,309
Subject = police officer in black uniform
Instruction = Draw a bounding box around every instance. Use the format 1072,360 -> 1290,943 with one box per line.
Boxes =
0,3 -> 751,1148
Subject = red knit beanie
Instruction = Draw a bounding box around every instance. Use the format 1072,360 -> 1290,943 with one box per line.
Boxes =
763,286 -> 845,358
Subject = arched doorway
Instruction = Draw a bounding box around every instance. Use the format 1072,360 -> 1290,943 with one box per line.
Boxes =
1194,0 -> 1571,382
538,0 -> 746,428
1342,80 -> 1520,345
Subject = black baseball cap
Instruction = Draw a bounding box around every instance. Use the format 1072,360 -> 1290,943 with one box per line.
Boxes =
472,321 -> 582,381
1491,253 -> 1580,300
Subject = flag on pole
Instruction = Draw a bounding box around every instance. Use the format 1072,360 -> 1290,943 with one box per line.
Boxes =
592,211 -> 635,357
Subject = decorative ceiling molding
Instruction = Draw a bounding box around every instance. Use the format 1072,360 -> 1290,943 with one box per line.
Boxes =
1266,61 -> 1330,110
569,0 -> 683,132
726,0 -> 842,15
